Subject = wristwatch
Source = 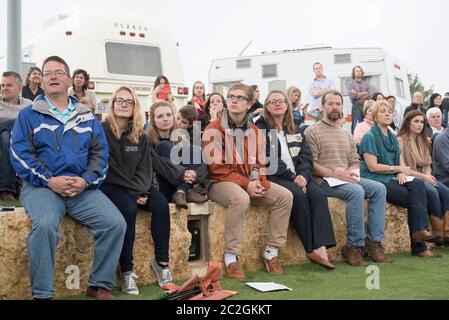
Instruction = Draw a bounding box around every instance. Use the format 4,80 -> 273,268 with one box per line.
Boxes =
389,166 -> 394,172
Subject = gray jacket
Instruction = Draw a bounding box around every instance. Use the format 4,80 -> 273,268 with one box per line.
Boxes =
0,97 -> 32,119
432,128 -> 449,185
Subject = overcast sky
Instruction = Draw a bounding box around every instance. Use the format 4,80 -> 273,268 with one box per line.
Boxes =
1,0 -> 448,95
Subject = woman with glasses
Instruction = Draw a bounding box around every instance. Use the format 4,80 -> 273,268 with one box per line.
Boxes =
22,67 -> 44,101
69,69 -> 97,113
254,90 -> 336,270
100,86 -> 186,294
359,101 -> 441,258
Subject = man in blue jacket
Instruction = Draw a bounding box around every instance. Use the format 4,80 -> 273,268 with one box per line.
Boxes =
10,56 -> 126,300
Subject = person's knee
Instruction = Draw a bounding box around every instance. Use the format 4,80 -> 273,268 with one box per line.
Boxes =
347,184 -> 365,201
229,192 -> 250,210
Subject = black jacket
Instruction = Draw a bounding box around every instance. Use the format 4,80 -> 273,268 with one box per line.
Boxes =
255,116 -> 313,182
102,121 -> 185,199
403,103 -> 427,117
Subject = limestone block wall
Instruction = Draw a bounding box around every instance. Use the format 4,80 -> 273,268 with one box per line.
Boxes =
0,198 -> 411,299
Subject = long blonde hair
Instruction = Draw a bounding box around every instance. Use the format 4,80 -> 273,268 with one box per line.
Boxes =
106,86 -> 144,144
147,101 -> 178,144
263,90 -> 296,134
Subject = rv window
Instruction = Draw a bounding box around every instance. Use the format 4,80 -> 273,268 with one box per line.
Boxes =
395,78 -> 405,98
365,75 -> 380,94
236,59 -> 251,69
105,42 -> 162,77
334,54 -> 351,64
262,64 -> 277,78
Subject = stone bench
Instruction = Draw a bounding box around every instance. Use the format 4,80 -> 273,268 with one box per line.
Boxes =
0,199 -> 411,299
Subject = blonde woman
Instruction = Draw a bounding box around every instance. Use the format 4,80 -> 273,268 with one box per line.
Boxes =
359,101 -> 441,258
100,87 -> 185,294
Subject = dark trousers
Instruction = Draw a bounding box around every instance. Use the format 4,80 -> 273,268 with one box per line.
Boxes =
384,179 -> 429,255
155,140 -> 201,200
0,118 -> 17,194
351,103 -> 364,134
269,176 -> 336,252
100,183 -> 170,272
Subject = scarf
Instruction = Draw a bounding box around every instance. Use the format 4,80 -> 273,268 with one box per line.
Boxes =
401,135 -> 432,173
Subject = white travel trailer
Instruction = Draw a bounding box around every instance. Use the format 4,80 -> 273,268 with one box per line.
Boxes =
1,12 -> 188,118
209,46 -> 411,121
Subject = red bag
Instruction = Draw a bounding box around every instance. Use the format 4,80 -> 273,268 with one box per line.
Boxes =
157,262 -> 238,300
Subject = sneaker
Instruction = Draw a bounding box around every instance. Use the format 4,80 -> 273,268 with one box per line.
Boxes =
150,259 -> 174,288
186,189 -> 208,203
173,191 -> 188,209
121,271 -> 139,295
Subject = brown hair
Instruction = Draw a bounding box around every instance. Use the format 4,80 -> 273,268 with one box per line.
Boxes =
147,101 -> 178,144
228,83 -> 254,103
263,90 -> 295,134
25,67 -> 42,85
351,65 -> 364,79
322,90 -> 343,106
42,56 -> 70,75
178,105 -> 197,125
204,93 -> 227,116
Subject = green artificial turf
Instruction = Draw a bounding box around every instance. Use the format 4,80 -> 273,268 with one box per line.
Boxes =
62,248 -> 449,300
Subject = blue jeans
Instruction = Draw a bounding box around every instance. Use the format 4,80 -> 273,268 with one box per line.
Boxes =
0,118 -> 17,194
424,180 -> 449,217
384,179 -> 428,255
351,103 -> 364,134
319,178 -> 387,247
20,183 -> 126,299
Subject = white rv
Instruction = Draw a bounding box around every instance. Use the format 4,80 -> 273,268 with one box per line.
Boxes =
2,12 -> 188,117
208,46 -> 411,121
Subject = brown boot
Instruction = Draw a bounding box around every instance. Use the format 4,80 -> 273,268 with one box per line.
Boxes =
0,191 -> 16,202
173,191 -> 188,209
342,244 -> 368,267
186,189 -> 208,203
364,242 -> 394,263
429,215 -> 446,246
443,212 -> 449,245
411,230 -> 440,243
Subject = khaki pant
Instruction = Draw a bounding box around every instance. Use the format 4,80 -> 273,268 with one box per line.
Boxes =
208,181 -> 293,255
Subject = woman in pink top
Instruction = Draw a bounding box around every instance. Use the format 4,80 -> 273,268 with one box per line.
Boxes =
354,100 -> 375,144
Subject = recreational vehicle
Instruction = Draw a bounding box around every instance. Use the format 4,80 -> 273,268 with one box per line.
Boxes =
1,12 -> 188,117
208,46 -> 411,122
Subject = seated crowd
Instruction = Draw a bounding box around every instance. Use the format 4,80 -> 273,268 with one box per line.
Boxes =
2,55 -> 449,300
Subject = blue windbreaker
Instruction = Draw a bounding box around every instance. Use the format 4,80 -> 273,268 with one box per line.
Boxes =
10,95 -> 109,189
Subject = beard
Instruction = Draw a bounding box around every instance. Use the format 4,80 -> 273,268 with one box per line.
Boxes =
327,111 -> 342,121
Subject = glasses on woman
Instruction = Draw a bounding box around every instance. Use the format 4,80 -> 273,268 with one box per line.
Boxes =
114,98 -> 135,107
267,99 -> 287,106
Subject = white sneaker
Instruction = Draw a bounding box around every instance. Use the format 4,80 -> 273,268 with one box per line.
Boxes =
150,259 -> 173,287
121,271 -> 139,295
